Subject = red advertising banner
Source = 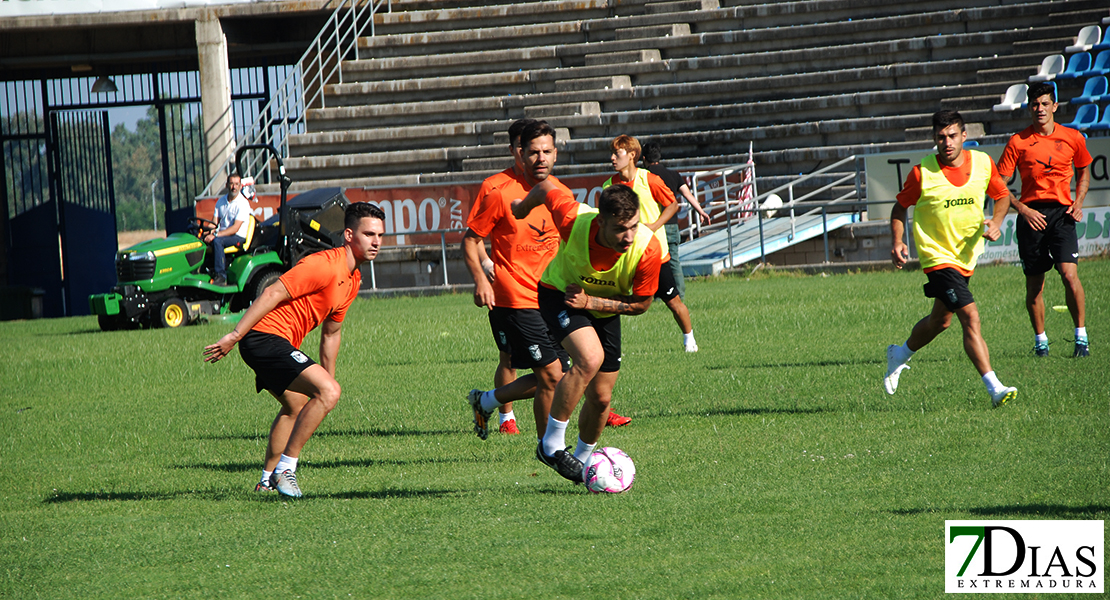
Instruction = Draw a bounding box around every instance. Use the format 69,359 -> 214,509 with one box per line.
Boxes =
196,172 -> 616,247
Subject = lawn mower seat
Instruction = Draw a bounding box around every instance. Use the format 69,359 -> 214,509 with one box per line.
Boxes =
222,215 -> 257,255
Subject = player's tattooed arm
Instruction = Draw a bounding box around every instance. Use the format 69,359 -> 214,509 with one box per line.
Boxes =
564,284 -> 651,315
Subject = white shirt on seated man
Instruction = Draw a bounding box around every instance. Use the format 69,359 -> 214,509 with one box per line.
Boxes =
206,173 -> 253,285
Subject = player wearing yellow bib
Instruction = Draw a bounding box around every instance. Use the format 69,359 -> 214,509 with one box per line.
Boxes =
512,181 -> 663,483
604,135 -> 700,355
884,110 -> 1018,408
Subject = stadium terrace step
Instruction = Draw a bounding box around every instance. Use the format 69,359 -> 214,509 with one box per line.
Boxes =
490,127 -> 572,146
903,122 -> 986,142
371,0 -> 611,35
613,23 -> 691,41
585,49 -> 662,67
554,75 -> 633,92
356,21 -> 588,59
325,71 -> 536,104
523,101 -> 603,118
305,97 -> 507,131
646,0 -> 720,14
340,47 -> 561,82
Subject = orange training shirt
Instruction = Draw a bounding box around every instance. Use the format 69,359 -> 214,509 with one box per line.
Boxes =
997,124 -> 1092,206
466,169 -> 564,309
253,246 -> 361,348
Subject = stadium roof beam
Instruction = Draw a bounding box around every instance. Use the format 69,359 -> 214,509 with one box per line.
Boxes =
0,1 -> 332,82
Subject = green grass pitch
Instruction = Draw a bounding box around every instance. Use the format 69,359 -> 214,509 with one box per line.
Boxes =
1,259 -> 1106,598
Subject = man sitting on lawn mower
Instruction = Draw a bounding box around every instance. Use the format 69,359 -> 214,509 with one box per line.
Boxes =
203,173 -> 252,286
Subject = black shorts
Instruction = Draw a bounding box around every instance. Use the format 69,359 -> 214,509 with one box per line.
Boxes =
238,330 -> 316,395
654,258 -> 680,302
488,307 -> 570,371
1015,203 -> 1080,276
923,268 -> 975,312
538,285 -> 623,372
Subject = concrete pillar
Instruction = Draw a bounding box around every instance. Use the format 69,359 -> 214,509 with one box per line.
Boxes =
195,14 -> 235,183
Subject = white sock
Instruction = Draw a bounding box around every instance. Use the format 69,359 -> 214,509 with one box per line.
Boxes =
1076,327 -> 1087,340
894,343 -> 915,364
274,454 -> 298,474
480,390 -> 500,412
499,410 -> 516,425
573,438 -> 597,463
982,371 -> 1003,394
1035,332 -> 1048,344
542,417 -> 568,457
683,331 -> 696,345
261,470 -> 273,484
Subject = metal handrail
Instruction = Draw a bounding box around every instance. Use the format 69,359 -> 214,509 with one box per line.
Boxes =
197,0 -> 390,199
682,154 -> 866,269
684,154 -> 863,236
365,226 -> 469,290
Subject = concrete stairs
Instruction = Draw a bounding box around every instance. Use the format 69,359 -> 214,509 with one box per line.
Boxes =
280,0 -> 1110,193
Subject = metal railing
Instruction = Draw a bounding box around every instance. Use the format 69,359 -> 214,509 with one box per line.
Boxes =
364,227 -> 468,290
198,0 -> 390,199
683,155 -> 867,269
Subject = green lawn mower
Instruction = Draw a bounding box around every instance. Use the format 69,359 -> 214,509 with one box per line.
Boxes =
90,144 -> 351,330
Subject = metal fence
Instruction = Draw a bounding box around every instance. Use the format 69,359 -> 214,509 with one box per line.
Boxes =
364,226 -> 467,290
199,0 -> 392,198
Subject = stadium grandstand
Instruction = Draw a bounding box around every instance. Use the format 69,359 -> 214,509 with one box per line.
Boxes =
3,0 -> 1110,315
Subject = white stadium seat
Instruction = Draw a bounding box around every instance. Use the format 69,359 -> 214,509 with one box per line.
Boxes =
1065,25 -> 1101,53
1028,54 -> 1065,82
992,83 -> 1027,112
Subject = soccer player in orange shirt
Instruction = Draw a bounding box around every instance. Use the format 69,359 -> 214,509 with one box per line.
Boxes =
463,119 -> 569,440
997,82 -> 1092,358
203,202 -> 386,498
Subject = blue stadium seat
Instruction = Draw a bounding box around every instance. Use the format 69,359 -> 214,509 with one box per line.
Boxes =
1062,104 -> 1099,131
1072,76 -> 1108,104
1082,50 -> 1110,77
962,140 -> 979,148
1087,106 -> 1110,131
1093,26 -> 1110,51
1055,52 -> 1091,80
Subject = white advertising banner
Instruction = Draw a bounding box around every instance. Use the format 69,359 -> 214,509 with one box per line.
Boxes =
980,206 -> 1110,264
945,520 -> 1103,594
865,137 -> 1110,225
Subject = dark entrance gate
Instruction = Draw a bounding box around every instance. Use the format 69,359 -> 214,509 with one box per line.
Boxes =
2,69 -> 281,318
52,110 -> 118,316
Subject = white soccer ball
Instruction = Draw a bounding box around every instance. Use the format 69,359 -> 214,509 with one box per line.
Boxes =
583,447 -> 636,494
761,193 -> 783,218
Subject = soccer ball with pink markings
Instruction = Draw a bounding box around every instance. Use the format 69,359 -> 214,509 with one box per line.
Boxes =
583,447 -> 635,494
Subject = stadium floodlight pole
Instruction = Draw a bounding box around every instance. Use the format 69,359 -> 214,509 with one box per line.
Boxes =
151,180 -> 158,231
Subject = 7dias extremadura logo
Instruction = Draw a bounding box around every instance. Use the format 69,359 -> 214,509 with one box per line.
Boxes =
945,520 -> 1103,593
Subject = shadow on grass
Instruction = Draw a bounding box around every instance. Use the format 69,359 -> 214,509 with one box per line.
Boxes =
192,427 -> 460,441
174,455 -> 492,473
892,504 -> 1110,517
645,407 -> 830,419
531,485 -> 589,496
704,356 -> 956,371
44,490 -> 238,503
43,487 -> 464,503
367,356 -> 487,367
704,358 -> 879,371
323,488 -> 459,500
